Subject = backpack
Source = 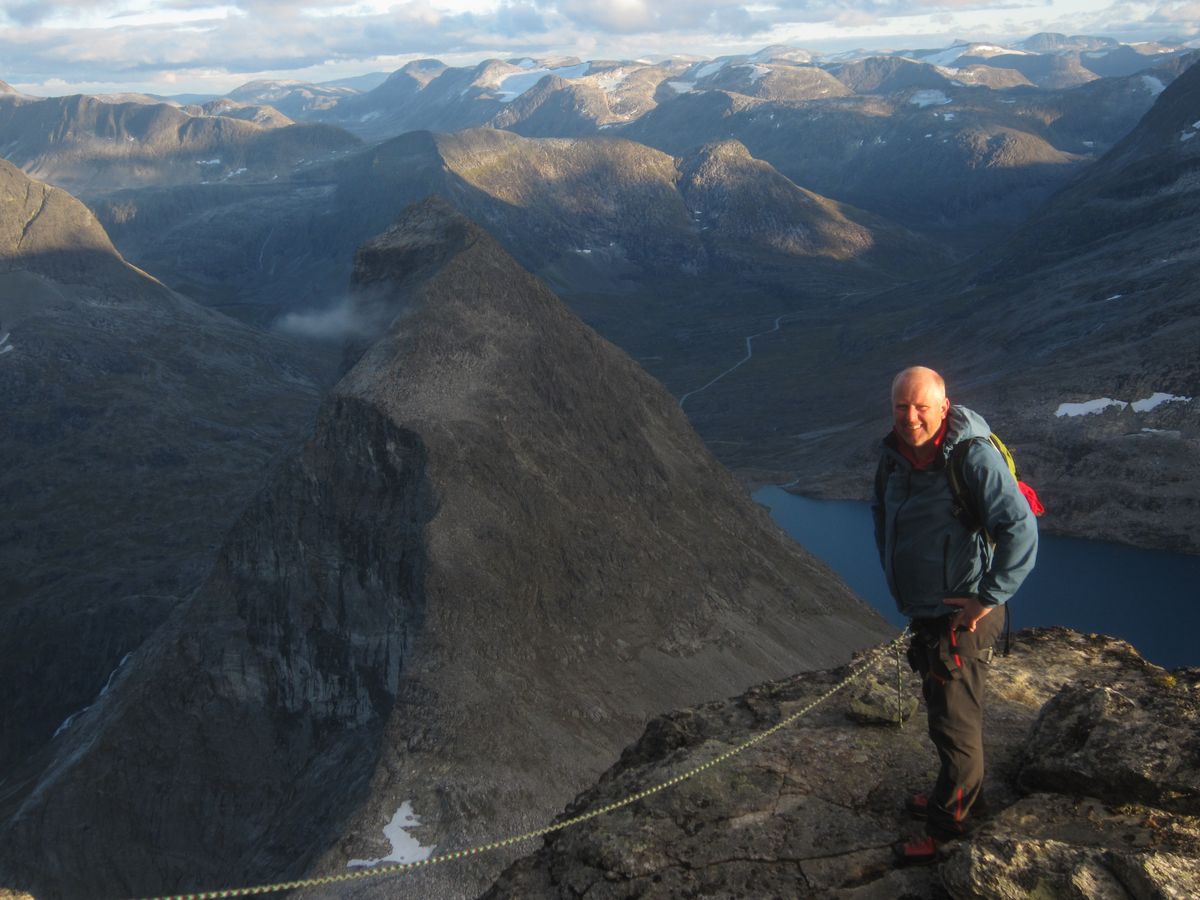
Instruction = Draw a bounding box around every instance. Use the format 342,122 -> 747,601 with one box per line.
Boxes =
946,433 -> 1045,539
946,432 -> 1042,657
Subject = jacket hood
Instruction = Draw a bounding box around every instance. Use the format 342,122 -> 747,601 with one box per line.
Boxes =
942,405 -> 992,460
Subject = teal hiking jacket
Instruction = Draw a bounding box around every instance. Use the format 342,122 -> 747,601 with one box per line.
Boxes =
872,405 -> 1038,620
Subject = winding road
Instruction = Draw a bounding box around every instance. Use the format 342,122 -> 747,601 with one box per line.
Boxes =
678,313 -> 801,410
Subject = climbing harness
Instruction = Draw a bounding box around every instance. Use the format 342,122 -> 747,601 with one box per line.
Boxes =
130,628 -> 911,900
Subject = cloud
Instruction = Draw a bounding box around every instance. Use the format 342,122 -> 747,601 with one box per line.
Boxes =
1,0 -> 112,27
275,297 -> 377,340
1146,0 -> 1200,26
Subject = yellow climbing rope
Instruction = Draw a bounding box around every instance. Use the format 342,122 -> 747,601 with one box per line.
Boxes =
132,628 -> 911,900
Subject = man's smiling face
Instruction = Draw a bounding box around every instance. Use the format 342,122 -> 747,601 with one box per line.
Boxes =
892,370 -> 949,454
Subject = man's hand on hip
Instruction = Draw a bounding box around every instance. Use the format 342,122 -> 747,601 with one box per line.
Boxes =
944,595 -> 994,632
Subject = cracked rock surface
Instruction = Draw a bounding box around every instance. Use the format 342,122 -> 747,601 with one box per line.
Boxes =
483,628 -> 1200,899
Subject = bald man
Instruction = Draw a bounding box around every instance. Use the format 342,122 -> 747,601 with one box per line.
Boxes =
872,366 -> 1038,864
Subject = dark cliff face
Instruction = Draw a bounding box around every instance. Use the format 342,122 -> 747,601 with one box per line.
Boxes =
0,198 -> 887,899
485,628 -> 1200,899
2,396 -> 431,898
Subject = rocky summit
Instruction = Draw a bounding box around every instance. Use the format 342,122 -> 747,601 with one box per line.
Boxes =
0,198 -> 886,900
485,627 -> 1200,899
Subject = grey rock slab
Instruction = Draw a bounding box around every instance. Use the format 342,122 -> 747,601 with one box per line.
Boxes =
1019,666 -> 1200,813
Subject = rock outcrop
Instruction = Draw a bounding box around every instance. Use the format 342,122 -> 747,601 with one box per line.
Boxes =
0,198 -> 886,900
486,628 -> 1200,898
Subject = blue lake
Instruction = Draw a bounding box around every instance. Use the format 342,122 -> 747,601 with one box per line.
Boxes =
754,485 -> 1200,669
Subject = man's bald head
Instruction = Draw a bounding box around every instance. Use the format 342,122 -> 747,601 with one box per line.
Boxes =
891,366 -> 950,457
891,366 -> 946,404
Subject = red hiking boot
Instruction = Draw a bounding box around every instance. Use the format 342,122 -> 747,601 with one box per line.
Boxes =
905,791 -> 989,822
905,793 -> 930,820
892,834 -> 941,866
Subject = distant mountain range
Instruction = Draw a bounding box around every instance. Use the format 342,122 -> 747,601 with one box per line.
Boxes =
0,91 -> 359,195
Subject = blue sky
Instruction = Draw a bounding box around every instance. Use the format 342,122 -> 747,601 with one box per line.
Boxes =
2,0 -> 1198,96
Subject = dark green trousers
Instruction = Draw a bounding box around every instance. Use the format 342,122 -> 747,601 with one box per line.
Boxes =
908,609 -> 1004,840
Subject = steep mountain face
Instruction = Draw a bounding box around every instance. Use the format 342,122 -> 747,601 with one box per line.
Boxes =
484,628 -> 1200,898
677,140 -> 942,272
0,161 -> 328,813
0,92 -> 359,196
0,199 -> 888,900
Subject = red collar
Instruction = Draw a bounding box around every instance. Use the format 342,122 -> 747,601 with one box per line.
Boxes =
894,418 -> 948,470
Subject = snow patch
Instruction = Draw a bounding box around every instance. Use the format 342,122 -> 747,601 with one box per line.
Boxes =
918,46 -> 972,67
196,158 -> 221,166
667,81 -> 696,94
359,111 -> 380,122
493,62 -> 590,101
1056,393 -> 1191,417
694,59 -> 729,79
1183,131 -> 1197,143
910,90 -> 952,108
1056,398 -> 1126,417
54,653 -> 133,737
919,44 -> 1020,66
1141,75 -> 1166,96
1131,392 -> 1192,412
592,69 -> 629,92
347,802 -> 435,868
735,64 -> 771,83
0,332 -> 12,356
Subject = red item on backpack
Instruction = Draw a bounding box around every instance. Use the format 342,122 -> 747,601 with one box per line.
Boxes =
1018,481 -> 1045,517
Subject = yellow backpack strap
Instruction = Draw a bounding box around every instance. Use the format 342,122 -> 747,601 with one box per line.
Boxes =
985,432 -> 1020,481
